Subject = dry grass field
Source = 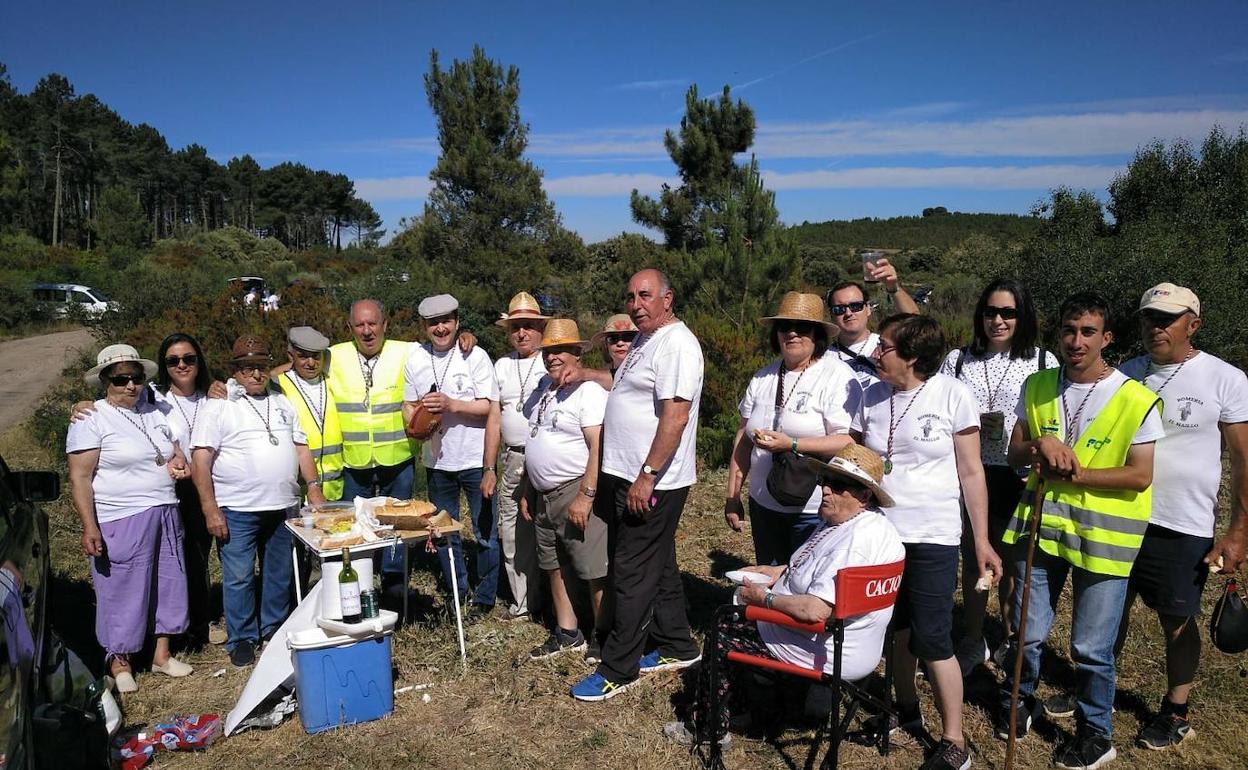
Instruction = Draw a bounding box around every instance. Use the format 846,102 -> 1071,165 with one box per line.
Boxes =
4,409 -> 1247,770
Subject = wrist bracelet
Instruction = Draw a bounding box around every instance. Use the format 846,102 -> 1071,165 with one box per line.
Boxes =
790,438 -> 798,452
764,590 -> 776,610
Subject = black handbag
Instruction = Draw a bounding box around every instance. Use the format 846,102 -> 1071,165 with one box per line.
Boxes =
764,365 -> 818,507
1210,578 -> 1248,654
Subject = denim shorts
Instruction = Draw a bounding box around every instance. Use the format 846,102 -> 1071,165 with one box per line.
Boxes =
891,542 -> 958,661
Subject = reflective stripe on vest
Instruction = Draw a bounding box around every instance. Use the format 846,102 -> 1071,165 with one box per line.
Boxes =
1002,368 -> 1161,577
277,372 -> 345,502
326,339 -> 415,468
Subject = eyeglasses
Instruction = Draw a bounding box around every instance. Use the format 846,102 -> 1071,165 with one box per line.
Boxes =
164,354 -> 199,368
830,301 -> 867,317
234,364 -> 270,375
875,342 -> 897,357
107,373 -> 146,386
775,320 -> 817,335
982,306 -> 1019,321
290,349 -> 323,360
1140,310 -> 1187,328
605,332 -> 636,345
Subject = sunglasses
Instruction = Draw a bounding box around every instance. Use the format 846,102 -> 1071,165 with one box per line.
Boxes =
108,373 -> 146,386
1140,310 -> 1187,328
234,364 -> 270,375
830,301 -> 867,317
164,354 -> 199,367
775,320 -> 817,335
819,476 -> 866,493
982,306 -> 1019,321
605,332 -> 636,345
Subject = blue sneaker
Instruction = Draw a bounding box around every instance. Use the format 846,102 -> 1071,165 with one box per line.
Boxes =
639,650 -> 702,674
570,672 -> 639,702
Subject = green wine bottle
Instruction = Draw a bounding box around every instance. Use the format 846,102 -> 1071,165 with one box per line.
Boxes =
339,547 -> 362,624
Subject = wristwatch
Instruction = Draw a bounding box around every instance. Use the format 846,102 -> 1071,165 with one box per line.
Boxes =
307,479 -> 322,487
642,464 -> 658,477
581,487 -> 597,499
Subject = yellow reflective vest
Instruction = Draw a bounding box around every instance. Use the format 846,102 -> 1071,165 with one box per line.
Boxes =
1003,368 -> 1161,577
277,372 -> 344,501
326,339 -> 415,469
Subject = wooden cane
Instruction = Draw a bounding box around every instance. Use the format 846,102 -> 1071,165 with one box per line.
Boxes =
1004,477 -> 1045,770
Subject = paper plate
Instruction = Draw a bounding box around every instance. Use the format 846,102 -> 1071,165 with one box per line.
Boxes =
725,570 -> 772,585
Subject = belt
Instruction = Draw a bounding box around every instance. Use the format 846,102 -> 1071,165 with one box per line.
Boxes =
506,445 -> 526,454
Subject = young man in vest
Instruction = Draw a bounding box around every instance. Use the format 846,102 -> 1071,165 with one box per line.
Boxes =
403,294 -> 501,616
277,326 -> 344,502
489,292 -> 549,622
825,258 -> 919,389
1113,283 -> 1248,750
998,292 -> 1164,769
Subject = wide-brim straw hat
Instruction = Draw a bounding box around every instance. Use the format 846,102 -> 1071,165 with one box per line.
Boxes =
84,344 -> 158,384
805,444 -> 895,507
495,291 -> 552,328
590,313 -> 640,347
538,318 -> 591,352
760,291 -> 835,329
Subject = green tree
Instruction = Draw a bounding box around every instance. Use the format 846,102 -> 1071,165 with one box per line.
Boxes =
94,185 -> 147,250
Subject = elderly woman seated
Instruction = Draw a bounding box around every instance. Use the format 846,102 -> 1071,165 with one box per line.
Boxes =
664,444 -> 904,747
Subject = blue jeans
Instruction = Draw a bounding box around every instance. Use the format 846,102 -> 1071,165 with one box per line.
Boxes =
343,463 -> 415,578
748,497 -> 822,566
1000,548 -> 1129,737
427,467 -> 499,607
220,507 -> 295,651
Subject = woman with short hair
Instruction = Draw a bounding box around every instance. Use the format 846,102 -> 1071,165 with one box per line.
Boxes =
851,314 -> 1002,770
591,313 -> 640,375
66,344 -> 194,693
724,292 -> 858,565
940,279 -> 1057,676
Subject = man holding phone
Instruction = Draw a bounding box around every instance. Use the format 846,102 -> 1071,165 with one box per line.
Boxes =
826,257 -> 919,388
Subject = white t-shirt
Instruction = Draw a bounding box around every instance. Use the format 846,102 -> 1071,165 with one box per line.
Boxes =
1120,352 -> 1248,537
524,377 -> 609,491
148,386 -> 207,449
404,345 -> 499,472
852,373 -> 980,545
192,392 -> 306,511
66,400 -> 180,523
758,510 -> 905,680
602,321 -> 703,490
739,355 -> 859,513
832,332 -> 881,390
495,352 -> 547,448
1013,369 -> 1165,449
941,348 -> 1059,467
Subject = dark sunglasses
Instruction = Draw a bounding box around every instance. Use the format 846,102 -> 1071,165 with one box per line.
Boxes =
829,301 -> 867,316
164,354 -> 199,367
1140,310 -> 1187,328
982,306 -> 1019,321
107,373 -> 146,386
819,476 -> 865,493
775,320 -> 817,335
605,332 -> 637,345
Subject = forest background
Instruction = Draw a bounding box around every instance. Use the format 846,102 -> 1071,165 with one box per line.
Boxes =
2,48 -> 1246,469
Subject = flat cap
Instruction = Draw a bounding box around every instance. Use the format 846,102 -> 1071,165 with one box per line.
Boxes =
288,326 -> 330,352
418,293 -> 459,320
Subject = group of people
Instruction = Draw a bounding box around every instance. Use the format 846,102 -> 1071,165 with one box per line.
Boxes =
64,261 -> 1246,770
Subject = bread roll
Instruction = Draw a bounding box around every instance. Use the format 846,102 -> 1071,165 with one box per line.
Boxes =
375,499 -> 436,530
319,532 -> 365,550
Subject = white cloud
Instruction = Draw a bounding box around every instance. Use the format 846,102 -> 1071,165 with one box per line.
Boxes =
614,78 -> 690,91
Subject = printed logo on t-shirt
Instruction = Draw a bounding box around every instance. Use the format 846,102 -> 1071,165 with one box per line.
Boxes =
792,392 -> 811,413
156,423 -> 173,441
452,373 -> 469,394
1040,418 -> 1060,436
1169,396 -> 1202,429
914,414 -> 941,442
276,407 -> 291,425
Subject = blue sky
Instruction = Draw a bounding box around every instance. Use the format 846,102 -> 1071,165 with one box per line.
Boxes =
3,1 -> 1247,243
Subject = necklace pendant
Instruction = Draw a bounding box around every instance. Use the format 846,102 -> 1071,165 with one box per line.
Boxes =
884,458 -> 893,475
515,401 -> 523,413
269,434 -> 279,446
530,426 -> 538,438
155,452 -> 166,467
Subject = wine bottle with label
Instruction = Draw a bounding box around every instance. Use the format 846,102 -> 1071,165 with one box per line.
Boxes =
339,547 -> 362,624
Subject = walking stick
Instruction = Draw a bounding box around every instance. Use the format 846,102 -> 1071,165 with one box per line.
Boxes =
1004,477 -> 1045,770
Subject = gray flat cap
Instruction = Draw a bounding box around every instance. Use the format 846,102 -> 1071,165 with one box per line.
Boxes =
418,294 -> 459,319
288,326 -> 330,352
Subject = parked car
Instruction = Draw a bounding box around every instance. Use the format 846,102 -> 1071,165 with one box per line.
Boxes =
0,455 -> 55,769
31,284 -> 116,319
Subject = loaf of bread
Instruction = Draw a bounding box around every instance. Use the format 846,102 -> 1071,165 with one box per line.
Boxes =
319,532 -> 364,549
374,499 -> 437,530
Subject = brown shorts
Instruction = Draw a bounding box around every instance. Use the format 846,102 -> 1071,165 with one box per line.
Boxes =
534,478 -> 609,580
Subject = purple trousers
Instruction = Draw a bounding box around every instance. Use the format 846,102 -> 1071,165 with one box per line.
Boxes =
90,503 -> 189,659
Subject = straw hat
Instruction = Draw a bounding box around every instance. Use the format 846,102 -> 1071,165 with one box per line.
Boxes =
495,291 -> 552,328
537,319 -> 591,351
760,291 -> 834,328
805,444 -> 895,507
84,344 -> 157,384
590,313 -> 640,347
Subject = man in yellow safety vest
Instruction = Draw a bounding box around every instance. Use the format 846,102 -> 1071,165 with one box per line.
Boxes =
997,292 -> 1163,770
277,326 -> 344,502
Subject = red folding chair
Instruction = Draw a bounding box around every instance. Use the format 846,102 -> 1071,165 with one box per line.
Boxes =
700,559 -> 933,769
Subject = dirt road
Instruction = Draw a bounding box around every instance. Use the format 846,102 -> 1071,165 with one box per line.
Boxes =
0,328 -> 95,435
